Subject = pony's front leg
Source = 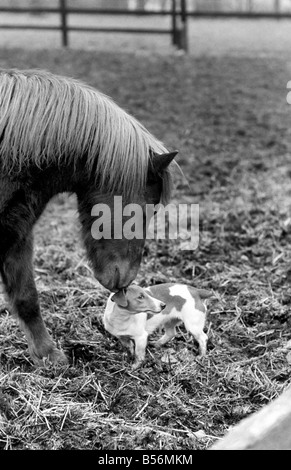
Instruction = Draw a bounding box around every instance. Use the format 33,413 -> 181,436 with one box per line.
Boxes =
1,235 -> 67,366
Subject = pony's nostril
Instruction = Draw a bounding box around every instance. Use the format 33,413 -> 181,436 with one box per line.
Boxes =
161,302 -> 166,310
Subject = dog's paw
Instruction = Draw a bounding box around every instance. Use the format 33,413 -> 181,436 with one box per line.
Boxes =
131,359 -> 143,371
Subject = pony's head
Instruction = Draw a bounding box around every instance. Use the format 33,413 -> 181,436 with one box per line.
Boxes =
78,151 -> 177,292
0,69 -> 178,292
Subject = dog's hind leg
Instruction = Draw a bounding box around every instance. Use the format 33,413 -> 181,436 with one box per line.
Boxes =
184,314 -> 208,356
1,234 -> 67,365
153,319 -> 179,347
195,331 -> 208,356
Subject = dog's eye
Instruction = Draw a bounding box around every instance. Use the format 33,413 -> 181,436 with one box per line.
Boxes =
138,294 -> 144,299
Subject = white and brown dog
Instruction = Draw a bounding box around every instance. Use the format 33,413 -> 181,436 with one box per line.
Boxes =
104,283 -> 212,369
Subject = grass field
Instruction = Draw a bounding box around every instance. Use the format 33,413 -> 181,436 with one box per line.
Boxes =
1,22 -> 291,450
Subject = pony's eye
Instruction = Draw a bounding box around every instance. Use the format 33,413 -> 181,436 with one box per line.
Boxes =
138,294 -> 144,299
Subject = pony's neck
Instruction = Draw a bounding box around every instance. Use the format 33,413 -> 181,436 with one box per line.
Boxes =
14,159 -> 98,199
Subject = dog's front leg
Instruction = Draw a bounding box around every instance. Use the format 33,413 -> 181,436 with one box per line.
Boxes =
119,336 -> 135,356
132,332 -> 148,370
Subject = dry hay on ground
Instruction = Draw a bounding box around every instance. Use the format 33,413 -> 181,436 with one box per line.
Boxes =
1,48 -> 291,449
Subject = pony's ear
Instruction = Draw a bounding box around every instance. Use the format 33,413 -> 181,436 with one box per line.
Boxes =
151,151 -> 178,173
111,290 -> 128,307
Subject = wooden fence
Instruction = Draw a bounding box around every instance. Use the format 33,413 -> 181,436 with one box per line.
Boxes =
2,0 -> 291,53
212,384 -> 291,450
0,0 -> 188,51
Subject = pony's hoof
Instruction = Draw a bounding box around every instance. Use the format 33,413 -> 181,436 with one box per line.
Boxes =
48,349 -> 68,365
31,348 -> 68,367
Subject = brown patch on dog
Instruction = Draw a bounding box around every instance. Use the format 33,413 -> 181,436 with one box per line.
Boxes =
147,284 -> 186,314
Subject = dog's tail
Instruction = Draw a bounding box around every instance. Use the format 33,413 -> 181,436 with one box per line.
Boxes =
195,288 -> 213,299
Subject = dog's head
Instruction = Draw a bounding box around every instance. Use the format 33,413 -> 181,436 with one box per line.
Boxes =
111,284 -> 166,314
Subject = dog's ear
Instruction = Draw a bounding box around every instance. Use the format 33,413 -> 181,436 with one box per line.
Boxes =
111,289 -> 128,307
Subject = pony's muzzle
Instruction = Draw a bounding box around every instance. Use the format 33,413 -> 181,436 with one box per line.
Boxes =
99,266 -> 137,292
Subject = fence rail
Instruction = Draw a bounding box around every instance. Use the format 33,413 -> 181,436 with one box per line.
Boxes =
0,0 -> 188,51
189,11 -> 291,17
0,8 -> 176,15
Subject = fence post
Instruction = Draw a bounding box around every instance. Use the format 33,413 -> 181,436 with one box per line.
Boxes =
274,0 -> 280,14
180,0 -> 188,52
60,0 -> 68,47
174,0 -> 188,52
171,0 -> 177,47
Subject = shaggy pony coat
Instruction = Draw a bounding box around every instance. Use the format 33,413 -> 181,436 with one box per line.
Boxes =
0,68 -> 177,365
0,68 -> 171,202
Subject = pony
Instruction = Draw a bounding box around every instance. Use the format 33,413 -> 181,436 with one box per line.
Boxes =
0,68 -> 177,365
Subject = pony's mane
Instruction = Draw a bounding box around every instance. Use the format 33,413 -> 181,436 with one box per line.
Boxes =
0,68 -> 173,203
